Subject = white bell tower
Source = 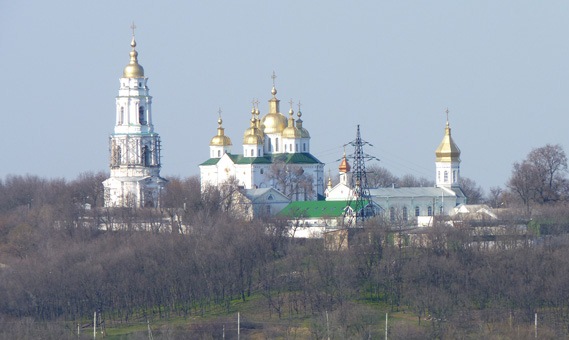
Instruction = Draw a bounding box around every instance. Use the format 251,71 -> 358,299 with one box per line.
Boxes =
103,25 -> 166,208
435,110 -> 461,189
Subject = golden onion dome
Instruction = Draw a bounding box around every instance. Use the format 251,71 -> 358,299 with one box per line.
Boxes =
261,112 -> 287,134
339,153 -> 351,173
282,108 -> 302,139
296,110 -> 310,138
210,117 -> 232,146
435,121 -> 461,162
243,117 -> 264,145
123,37 -> 145,78
260,85 -> 287,134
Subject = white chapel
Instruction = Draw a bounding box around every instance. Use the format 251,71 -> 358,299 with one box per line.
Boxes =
324,117 -> 466,224
103,31 -> 166,208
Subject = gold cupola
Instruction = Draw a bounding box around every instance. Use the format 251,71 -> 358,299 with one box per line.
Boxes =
243,107 -> 264,145
435,120 -> 461,162
123,35 -> 145,78
260,77 -> 287,134
296,108 -> 310,138
339,152 -> 351,173
282,106 -> 302,139
210,117 -> 232,147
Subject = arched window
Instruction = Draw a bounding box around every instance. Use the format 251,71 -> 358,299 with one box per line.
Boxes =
427,206 -> 433,216
217,150 -> 221,157
139,106 -> 146,125
453,170 -> 457,183
403,207 -> 408,222
415,206 -> 420,217
303,143 -> 306,152
444,171 -> 449,182
119,107 -> 124,125
275,138 -> 279,152
389,207 -> 395,223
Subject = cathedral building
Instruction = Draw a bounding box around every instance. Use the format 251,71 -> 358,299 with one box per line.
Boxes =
199,77 -> 325,201
103,32 -> 166,208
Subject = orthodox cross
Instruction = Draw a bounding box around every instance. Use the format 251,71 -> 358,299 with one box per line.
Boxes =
130,22 -> 137,37
271,71 -> 277,86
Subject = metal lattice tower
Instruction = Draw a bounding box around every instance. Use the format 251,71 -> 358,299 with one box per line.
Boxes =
344,125 -> 379,227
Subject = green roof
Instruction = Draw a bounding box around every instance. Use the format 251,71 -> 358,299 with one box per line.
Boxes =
200,152 -> 323,166
278,200 -> 355,219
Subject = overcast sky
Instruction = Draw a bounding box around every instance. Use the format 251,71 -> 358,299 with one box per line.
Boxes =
1,1 -> 568,191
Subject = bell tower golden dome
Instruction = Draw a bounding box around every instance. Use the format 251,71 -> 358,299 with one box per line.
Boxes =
122,23 -> 145,78
435,109 -> 461,188
435,120 -> 461,162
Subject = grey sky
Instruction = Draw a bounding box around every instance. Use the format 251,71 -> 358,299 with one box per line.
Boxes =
1,1 -> 568,191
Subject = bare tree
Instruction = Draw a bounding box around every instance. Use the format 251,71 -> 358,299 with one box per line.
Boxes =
459,177 -> 484,204
399,174 -> 434,188
508,144 -> 568,214
366,165 -> 398,188
267,161 -> 314,200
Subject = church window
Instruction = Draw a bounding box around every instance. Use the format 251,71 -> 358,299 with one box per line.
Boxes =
285,144 -> 287,152
267,194 -> 274,201
296,143 -> 298,151
303,143 -> 306,152
139,82 -> 142,87
217,150 -> 221,157
119,107 -> 124,125
427,206 -> 433,216
275,138 -> 279,152
440,206 -> 444,214
444,171 -> 448,182
260,169 -> 264,174
453,170 -> 457,183
389,207 -> 395,223
258,148 -> 261,156
139,106 -> 147,125
438,171 -> 441,181
403,207 -> 408,221
415,206 -> 420,216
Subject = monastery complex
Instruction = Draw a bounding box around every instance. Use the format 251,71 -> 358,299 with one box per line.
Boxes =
103,32 -> 470,227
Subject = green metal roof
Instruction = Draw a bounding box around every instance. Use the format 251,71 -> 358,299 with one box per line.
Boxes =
278,200 -> 355,218
200,152 -> 323,166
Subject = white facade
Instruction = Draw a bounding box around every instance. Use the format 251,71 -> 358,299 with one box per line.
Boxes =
103,35 -> 166,208
200,82 -> 324,201
323,119 -> 466,224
